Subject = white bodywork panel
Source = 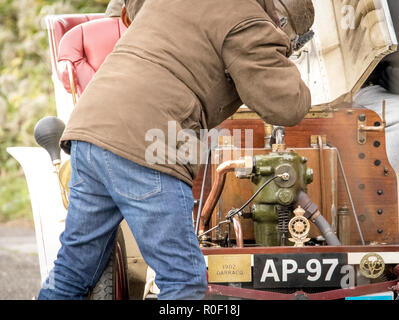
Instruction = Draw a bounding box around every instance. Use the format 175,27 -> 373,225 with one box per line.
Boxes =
293,0 -> 398,106
6,147 -> 67,283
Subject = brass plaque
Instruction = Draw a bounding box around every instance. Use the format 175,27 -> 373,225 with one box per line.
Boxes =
208,254 -> 252,283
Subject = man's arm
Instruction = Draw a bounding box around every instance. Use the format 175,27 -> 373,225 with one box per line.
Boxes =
222,18 -> 311,126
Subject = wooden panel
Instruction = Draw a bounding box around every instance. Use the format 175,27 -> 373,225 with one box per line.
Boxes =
217,119 -> 266,149
285,108 -> 399,244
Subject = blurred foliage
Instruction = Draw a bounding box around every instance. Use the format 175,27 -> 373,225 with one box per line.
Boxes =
0,0 -> 108,222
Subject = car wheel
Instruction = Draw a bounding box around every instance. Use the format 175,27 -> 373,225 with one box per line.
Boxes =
89,228 -> 129,300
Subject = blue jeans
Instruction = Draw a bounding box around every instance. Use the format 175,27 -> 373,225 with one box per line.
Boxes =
38,141 -> 207,300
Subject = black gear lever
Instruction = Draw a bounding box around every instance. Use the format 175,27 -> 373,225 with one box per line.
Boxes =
34,116 -> 65,163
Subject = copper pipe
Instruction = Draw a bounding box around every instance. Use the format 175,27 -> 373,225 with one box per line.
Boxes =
198,157 -> 252,235
231,215 -> 244,248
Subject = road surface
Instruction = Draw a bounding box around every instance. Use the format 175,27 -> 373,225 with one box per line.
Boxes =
0,222 -> 41,300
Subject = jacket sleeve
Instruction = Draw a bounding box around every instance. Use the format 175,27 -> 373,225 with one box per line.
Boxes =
222,18 -> 311,126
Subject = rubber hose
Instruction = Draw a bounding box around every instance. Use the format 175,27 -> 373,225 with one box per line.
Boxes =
312,214 -> 341,246
296,191 -> 341,246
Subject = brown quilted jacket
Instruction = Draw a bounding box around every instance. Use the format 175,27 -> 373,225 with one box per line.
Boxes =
61,0 -> 311,186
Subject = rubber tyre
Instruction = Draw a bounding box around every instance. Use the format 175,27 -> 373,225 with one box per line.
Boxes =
89,228 -> 129,300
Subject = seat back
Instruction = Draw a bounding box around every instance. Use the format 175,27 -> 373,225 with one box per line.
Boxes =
45,14 -> 105,123
57,17 -> 127,97
45,14 -> 127,122
45,14 -> 105,76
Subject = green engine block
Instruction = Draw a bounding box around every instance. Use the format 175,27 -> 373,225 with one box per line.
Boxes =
250,151 -> 314,246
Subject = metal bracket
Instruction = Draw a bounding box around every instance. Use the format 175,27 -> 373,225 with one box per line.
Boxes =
357,100 -> 386,145
304,106 -> 334,119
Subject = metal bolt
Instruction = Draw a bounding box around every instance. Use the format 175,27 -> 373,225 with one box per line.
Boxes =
377,190 -> 383,195
377,229 -> 383,234
374,141 -> 381,148
377,209 -> 383,215
358,114 -> 366,121
359,138 -> 366,143
358,153 -> 365,159
279,172 -> 290,181
277,189 -> 294,205
374,160 -> 381,166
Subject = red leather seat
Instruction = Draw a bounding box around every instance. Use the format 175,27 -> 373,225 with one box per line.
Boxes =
46,14 -> 104,73
57,17 -> 127,97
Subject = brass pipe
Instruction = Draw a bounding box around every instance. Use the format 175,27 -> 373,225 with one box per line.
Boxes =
54,161 -> 69,210
358,100 -> 386,132
337,205 -> 350,245
198,157 -> 252,235
66,60 -> 78,106
231,215 -> 244,248
317,135 -> 328,221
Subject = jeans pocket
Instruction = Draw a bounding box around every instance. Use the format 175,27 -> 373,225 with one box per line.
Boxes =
105,150 -> 161,200
68,141 -> 84,188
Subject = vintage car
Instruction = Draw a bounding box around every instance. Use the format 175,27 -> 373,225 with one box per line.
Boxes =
7,0 -> 399,300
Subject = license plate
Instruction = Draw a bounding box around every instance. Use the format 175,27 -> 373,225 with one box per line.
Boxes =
253,253 -> 348,288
